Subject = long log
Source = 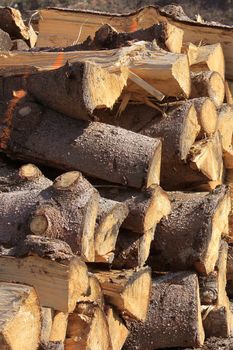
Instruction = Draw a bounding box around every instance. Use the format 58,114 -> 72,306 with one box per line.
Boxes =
149,186 -> 231,274
1,97 -> 161,189
30,171 -> 100,261
0,235 -> 89,312
217,104 -> 233,169
124,271 -> 205,349
99,185 -> 171,234
0,282 -> 41,350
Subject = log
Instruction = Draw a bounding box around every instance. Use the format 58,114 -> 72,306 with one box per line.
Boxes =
99,185 -> 171,234
86,22 -> 183,53
112,227 -> 155,269
0,28 -> 12,51
49,311 -> 68,344
191,71 -> 225,107
1,98 -> 161,189
0,235 -> 89,312
26,61 -> 128,121
95,198 -> 129,263
149,186 -> 231,274
184,43 -> 225,80
0,282 -> 41,350
78,273 -> 105,310
41,307 -> 53,347
93,266 -> 151,321
192,97 -> 218,138
202,304 -> 232,338
30,171 -> 100,261
199,241 -> 228,305
217,104 -> 233,169
106,306 -> 129,350
0,7 -> 37,47
124,271 -> 205,349
65,302 -> 112,350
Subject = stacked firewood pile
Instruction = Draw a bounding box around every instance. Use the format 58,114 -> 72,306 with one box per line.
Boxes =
0,3 -> 233,350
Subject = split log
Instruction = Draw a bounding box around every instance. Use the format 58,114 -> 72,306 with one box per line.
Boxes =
0,235 -> 89,312
65,302 -> 112,350
41,307 -> 53,347
202,303 -> 232,338
0,7 -> 37,47
191,71 -> 225,107
217,104 -> 233,168
99,185 -> 171,234
49,311 -> 68,344
30,171 -> 100,261
27,61 -> 128,121
87,22 -> 183,53
0,29 -> 12,51
93,266 -> 151,321
141,101 -> 220,190
0,282 -> 41,350
1,98 -> 161,189
95,198 -> 129,263
225,170 -> 233,237
78,273 -> 105,310
124,272 -> 205,349
149,186 -> 231,274
184,43 -> 225,79
192,97 -> 218,138
112,227 -> 155,269
106,306 -> 129,350
199,241 -> 228,305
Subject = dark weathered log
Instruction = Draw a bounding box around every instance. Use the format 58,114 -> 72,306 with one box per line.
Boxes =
202,303 -> 232,339
0,235 -> 89,312
0,282 -> 41,350
95,198 -> 129,263
93,266 -> 151,321
112,227 -> 155,269
0,28 -> 12,51
30,171 -> 100,261
27,61 -> 128,121
149,186 -> 231,274
65,302 -> 112,350
124,272 -> 204,349
106,306 -> 129,350
49,311 -> 68,344
191,71 -> 225,107
1,97 -> 161,189
99,185 -> 171,234
199,241 -> 228,305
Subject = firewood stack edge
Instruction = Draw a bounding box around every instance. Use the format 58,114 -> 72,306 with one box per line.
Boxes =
0,3 -> 233,349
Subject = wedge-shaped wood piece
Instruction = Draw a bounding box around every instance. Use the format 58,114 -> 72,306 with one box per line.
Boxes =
95,198 -> 128,263
124,272 -> 205,349
191,97 -> 218,138
0,7 -> 37,47
185,43 -> 225,79
0,282 -> 41,350
30,171 -> 100,261
106,306 -> 129,350
218,104 -> 233,169
78,273 -> 104,310
150,186 -> 231,274
112,227 -> 156,269
65,302 -> 112,350
0,28 -> 12,51
93,266 -> 151,321
27,61 -> 128,121
191,71 -> 225,107
0,235 -> 89,312
99,185 -> 171,234
199,241 -> 228,305
2,98 -> 161,189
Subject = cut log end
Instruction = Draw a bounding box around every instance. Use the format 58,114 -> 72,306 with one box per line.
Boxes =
193,97 -> 218,137
30,215 -> 49,235
53,171 -> 80,190
19,163 -> 42,180
172,54 -> 191,98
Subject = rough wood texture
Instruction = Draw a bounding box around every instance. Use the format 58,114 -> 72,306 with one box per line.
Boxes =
30,171 -> 100,261
202,304 -> 232,339
27,61 -> 128,121
0,282 -> 41,350
191,71 -> 225,107
49,311 -> 68,344
0,235 -> 89,312
65,302 -> 112,350
106,306 -> 129,350
192,97 -> 218,138
78,273 -> 104,310
0,28 -> 12,51
40,307 -> 53,348
1,97 -> 161,189
95,198 -> 129,262
124,272 -> 204,349
225,170 -> 233,237
218,104 -> 233,169
199,241 -> 228,305
112,227 -> 155,269
149,186 -> 231,274
93,266 -> 151,321
99,185 -> 171,234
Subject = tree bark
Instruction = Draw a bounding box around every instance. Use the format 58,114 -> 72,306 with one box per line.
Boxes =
1,97 -> 161,189
124,272 -> 205,349
29,171 -> 100,262
149,186 -> 231,274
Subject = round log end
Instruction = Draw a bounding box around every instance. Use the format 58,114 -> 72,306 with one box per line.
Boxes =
30,215 -> 49,235
19,164 -> 42,180
53,171 -> 80,190
208,71 -> 225,107
197,98 -> 218,136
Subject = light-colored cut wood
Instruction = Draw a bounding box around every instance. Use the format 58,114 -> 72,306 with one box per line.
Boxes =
106,306 -> 129,350
218,104 -> 233,169
50,311 -> 68,343
78,273 -> 104,310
